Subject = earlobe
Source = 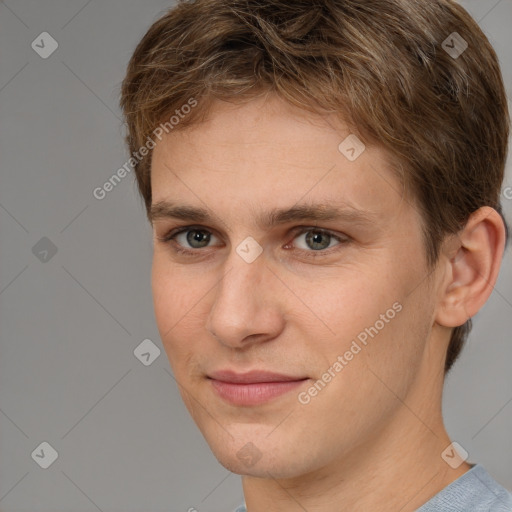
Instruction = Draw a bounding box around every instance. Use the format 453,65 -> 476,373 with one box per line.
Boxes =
435,206 -> 506,328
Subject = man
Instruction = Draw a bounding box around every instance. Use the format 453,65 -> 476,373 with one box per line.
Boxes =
120,0 -> 512,510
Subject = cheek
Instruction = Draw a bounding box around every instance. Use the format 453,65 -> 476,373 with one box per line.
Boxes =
294,269 -> 396,341
151,258 -> 197,361
297,260 -> 426,373
151,253 -> 203,328
296,281 -> 431,431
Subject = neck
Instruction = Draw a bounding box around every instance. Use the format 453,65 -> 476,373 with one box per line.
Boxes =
242,357 -> 471,512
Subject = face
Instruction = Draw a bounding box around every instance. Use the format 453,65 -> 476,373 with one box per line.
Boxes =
150,95 -> 442,479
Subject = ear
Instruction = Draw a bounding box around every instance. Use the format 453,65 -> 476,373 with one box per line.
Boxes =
435,206 -> 506,328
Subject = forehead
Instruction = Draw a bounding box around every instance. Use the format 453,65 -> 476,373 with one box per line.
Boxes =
150,95 -> 411,226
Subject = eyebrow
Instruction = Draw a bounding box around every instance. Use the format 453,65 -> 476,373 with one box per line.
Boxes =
149,200 -> 378,229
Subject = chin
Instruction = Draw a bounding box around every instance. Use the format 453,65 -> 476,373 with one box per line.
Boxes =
214,452 -> 298,478
204,432 -> 316,479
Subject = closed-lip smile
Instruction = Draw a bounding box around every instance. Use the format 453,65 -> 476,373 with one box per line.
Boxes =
208,369 -> 308,383
207,369 -> 309,406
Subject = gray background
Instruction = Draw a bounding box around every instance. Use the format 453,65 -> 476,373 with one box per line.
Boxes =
0,1 -> 511,511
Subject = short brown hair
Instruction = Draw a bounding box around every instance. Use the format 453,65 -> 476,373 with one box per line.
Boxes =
120,0 -> 510,374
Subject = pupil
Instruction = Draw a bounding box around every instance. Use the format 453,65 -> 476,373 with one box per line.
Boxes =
187,230 -> 210,248
306,231 -> 330,250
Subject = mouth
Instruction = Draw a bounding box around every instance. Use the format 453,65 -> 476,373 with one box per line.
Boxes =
207,369 -> 309,406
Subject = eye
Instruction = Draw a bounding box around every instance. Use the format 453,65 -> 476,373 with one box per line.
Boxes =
172,227 -> 219,249
156,226 -> 349,257
291,228 -> 344,252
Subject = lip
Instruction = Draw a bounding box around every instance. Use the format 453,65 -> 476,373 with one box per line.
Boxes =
208,369 -> 307,383
207,370 -> 309,406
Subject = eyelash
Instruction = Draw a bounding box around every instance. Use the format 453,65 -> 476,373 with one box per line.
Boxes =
156,225 -> 350,259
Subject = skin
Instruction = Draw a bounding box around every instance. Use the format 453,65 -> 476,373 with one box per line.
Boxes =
149,94 -> 505,512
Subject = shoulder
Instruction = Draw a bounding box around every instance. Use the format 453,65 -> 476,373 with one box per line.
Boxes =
417,464 -> 512,512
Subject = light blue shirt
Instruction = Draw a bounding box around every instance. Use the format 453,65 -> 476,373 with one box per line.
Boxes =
236,464 -> 512,511
417,464 -> 512,511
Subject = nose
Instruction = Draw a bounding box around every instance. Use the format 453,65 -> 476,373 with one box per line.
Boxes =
205,247 -> 285,349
